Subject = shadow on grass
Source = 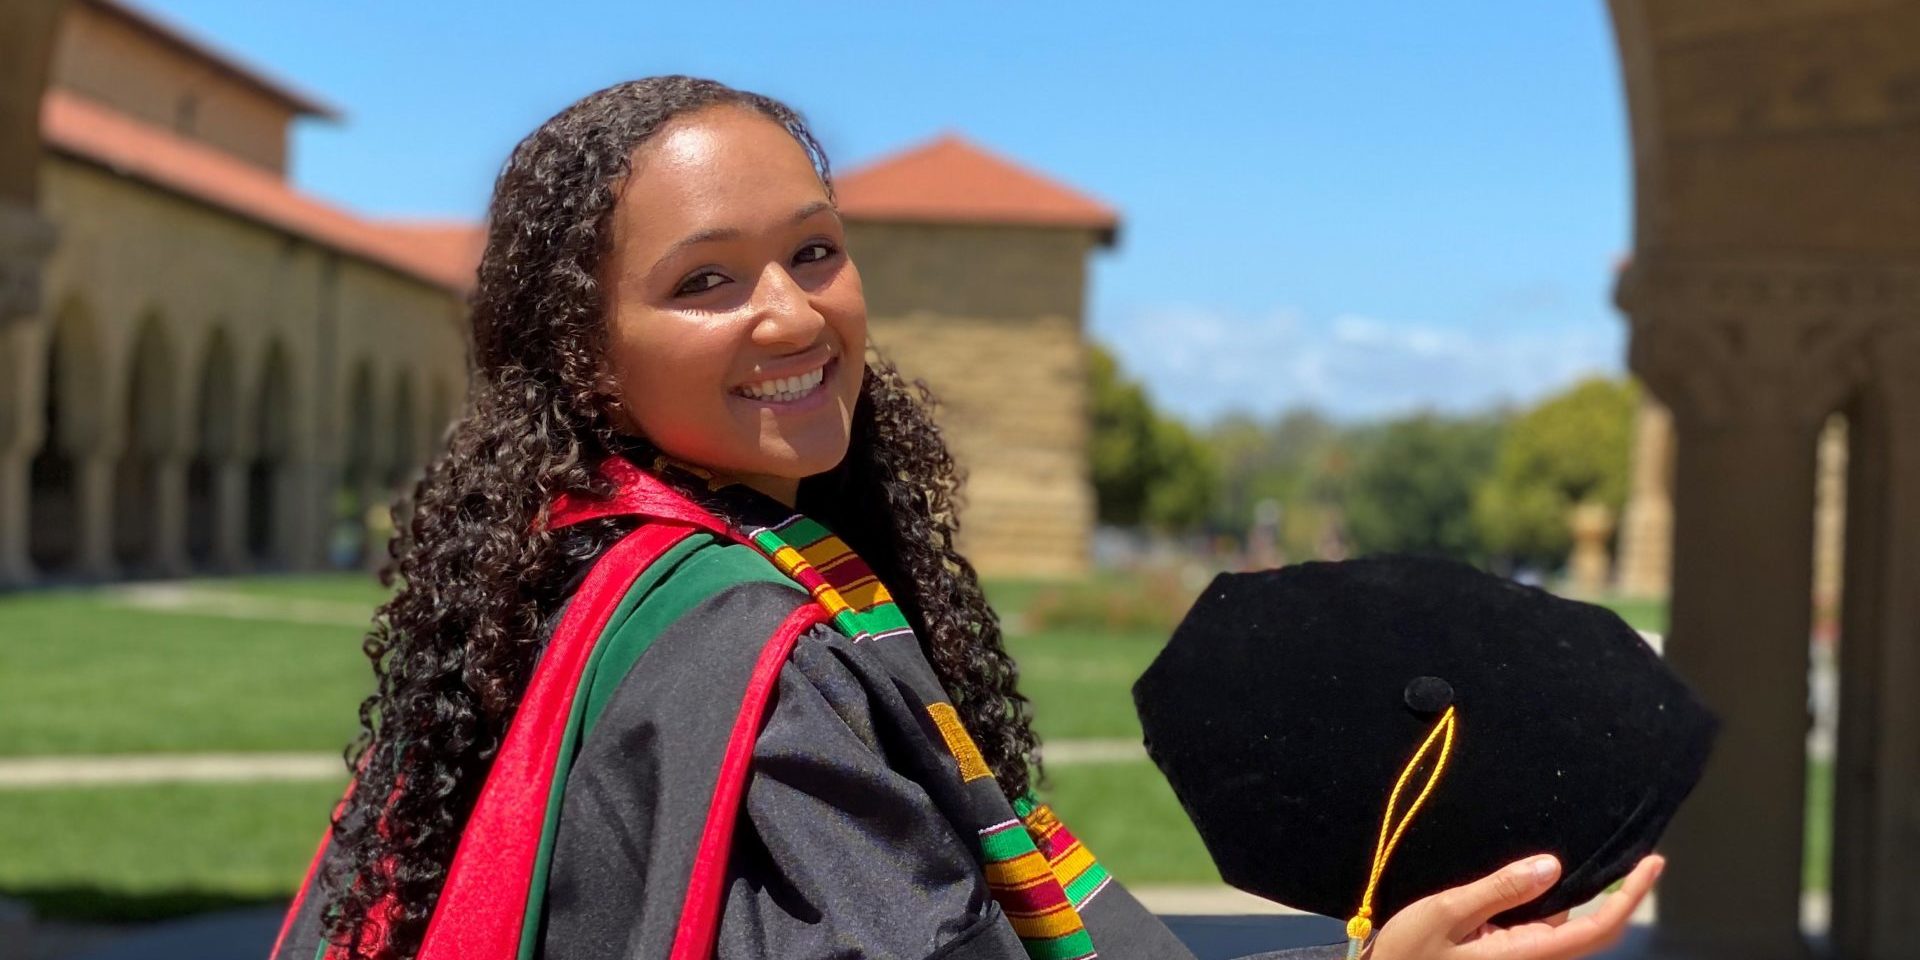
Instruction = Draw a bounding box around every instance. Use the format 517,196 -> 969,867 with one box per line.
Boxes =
3,885 -> 290,924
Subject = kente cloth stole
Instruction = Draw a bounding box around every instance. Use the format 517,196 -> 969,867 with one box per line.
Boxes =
738,511 -> 1113,960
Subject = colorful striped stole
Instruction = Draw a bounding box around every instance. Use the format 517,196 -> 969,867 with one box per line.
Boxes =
741,510 -> 1110,960
740,513 -> 915,644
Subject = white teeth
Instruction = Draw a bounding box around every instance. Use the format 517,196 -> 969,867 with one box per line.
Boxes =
738,363 -> 826,402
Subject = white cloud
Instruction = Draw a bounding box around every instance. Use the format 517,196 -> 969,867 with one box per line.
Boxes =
1096,305 -> 1625,423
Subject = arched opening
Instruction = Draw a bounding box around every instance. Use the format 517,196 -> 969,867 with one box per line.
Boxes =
113,315 -> 178,574
247,341 -> 295,566
332,360 -> 378,569
388,371 -> 417,493
186,329 -> 238,569
28,300 -> 105,574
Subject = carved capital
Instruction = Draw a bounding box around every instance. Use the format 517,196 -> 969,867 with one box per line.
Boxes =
1616,257 -> 1911,430
0,201 -> 55,325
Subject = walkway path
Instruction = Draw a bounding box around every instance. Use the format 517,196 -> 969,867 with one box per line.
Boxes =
0,753 -> 341,790
101,584 -> 374,628
0,738 -> 1154,791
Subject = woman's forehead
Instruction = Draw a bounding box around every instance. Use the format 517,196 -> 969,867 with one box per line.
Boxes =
616,107 -> 827,237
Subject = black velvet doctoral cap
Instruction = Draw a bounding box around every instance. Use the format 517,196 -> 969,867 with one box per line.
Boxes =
1132,556 -> 1716,928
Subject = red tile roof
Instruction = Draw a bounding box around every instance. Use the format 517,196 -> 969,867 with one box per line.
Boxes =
86,0 -> 340,120
376,221 -> 489,279
835,134 -> 1120,246
41,90 -> 479,293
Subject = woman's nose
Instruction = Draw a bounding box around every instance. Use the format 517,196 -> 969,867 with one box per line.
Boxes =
748,264 -> 826,347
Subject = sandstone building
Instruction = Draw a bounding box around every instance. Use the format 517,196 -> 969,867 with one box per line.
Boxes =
837,136 -> 1115,578
0,0 -> 1112,588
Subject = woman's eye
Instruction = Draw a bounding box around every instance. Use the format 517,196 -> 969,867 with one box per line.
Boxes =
794,243 -> 836,265
675,272 -> 726,296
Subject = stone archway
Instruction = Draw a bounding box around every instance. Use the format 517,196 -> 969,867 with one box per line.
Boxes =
28,297 -> 106,576
186,328 -> 239,569
246,339 -> 295,567
112,314 -> 180,575
1607,3 -> 1920,958
388,370 -> 417,492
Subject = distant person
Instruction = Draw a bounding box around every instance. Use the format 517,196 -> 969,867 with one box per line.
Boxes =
271,76 -> 1654,960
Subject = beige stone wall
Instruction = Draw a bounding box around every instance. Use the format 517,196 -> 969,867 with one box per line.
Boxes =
0,0 -> 64,328
37,155 -> 466,458
51,3 -> 297,174
0,152 -> 467,583
849,221 -> 1098,579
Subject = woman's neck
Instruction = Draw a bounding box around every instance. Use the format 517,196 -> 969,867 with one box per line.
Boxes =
642,449 -> 801,508
728,472 -> 800,508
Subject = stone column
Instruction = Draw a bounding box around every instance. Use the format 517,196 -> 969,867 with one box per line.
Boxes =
213,459 -> 249,571
1565,501 -> 1614,599
0,323 -> 29,586
275,458 -> 316,570
1832,299 -> 1920,960
301,459 -> 339,571
0,449 -> 31,586
73,451 -> 117,580
1619,259 -> 1870,960
1615,399 -> 1674,598
149,455 -> 190,577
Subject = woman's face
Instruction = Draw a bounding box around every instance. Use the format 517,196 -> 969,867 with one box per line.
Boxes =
601,105 -> 866,501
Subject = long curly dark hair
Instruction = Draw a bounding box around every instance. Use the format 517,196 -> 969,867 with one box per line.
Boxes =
317,76 -> 1038,959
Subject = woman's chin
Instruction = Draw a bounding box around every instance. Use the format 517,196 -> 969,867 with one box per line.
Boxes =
701,438 -> 847,489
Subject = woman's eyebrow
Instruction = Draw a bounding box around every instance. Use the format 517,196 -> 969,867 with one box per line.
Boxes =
648,200 -> 836,276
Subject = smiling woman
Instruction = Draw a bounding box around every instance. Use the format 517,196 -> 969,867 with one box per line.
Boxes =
268,76 -> 1651,960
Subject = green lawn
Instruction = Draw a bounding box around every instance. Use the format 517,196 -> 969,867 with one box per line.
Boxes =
0,780 -> 343,922
1006,627 -> 1161,741
0,590 -> 371,756
1599,595 -> 1668,634
1041,760 -> 1219,885
7,572 -> 1823,925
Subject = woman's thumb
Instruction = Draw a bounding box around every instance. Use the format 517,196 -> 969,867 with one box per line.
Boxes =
1438,855 -> 1561,940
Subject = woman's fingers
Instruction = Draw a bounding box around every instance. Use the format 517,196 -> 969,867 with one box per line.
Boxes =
1460,855 -> 1665,960
1436,855 -> 1563,941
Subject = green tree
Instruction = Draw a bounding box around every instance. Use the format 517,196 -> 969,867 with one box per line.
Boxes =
1473,377 -> 1639,570
1204,409 -> 1335,533
1143,415 -> 1217,530
1343,413 -> 1504,560
1087,343 -> 1217,532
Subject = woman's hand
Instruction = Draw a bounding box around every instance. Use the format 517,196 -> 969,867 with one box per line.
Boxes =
1368,853 -> 1664,960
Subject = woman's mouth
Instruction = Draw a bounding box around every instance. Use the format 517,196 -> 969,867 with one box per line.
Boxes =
732,356 -> 836,407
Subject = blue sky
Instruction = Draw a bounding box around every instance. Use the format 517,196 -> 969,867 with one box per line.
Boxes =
147,0 -> 1634,423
